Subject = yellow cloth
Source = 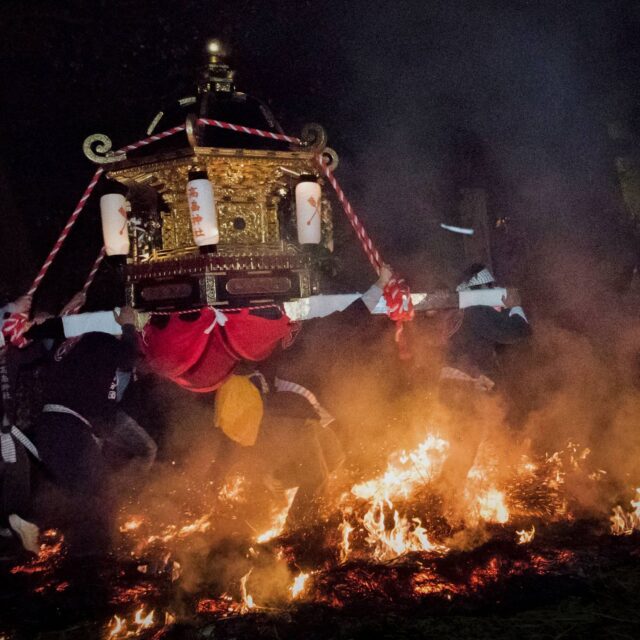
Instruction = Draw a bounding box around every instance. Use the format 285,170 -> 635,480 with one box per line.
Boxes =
214,375 -> 263,446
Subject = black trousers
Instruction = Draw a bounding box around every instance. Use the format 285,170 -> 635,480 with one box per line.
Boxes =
0,441 -> 31,523
32,412 -> 113,555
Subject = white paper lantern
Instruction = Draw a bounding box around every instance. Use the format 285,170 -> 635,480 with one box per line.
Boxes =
295,177 -> 322,244
100,193 -> 130,256
187,173 -> 219,246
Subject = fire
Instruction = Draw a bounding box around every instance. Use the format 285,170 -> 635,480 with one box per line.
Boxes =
351,434 -> 449,503
105,606 -> 156,638
256,488 -> 298,543
361,500 -> 441,561
290,572 -> 310,599
133,606 -> 154,629
10,529 -> 64,575
336,435 -> 594,564
218,473 -> 247,502
239,569 -> 256,613
342,434 -> 450,561
119,517 -> 143,533
516,525 -> 536,544
144,512 -> 211,545
475,488 -> 509,524
175,513 -> 211,536
110,583 -> 160,606
19,427 -> 622,633
610,488 -> 640,535
339,518 -> 354,563
107,615 -> 125,639
196,594 -> 237,616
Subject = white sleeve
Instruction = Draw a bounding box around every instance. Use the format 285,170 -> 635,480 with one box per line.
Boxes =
508,306 -> 528,322
61,310 -> 123,337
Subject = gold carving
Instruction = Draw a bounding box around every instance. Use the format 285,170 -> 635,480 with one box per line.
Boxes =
300,123 -> 327,151
83,133 -> 127,164
201,274 -> 217,305
108,146 -> 333,263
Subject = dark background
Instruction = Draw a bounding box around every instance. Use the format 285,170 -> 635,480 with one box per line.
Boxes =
0,0 -> 639,316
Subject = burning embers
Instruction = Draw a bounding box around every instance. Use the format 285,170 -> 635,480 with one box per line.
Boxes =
116,432 -> 603,604
335,432 -> 582,565
10,529 -> 65,577
7,427 -> 635,639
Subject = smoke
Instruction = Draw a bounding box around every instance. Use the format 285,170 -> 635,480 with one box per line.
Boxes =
310,1 -> 640,506
51,0 -> 640,596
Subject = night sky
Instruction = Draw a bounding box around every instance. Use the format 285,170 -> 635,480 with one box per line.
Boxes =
0,0 -> 639,314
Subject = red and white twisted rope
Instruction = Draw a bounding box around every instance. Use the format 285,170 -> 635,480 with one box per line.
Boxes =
61,247 -> 107,316
80,247 -> 106,296
4,126 -> 188,345
197,118 -> 301,145
26,167 -> 105,299
314,156 -> 414,354
2,167 -> 106,346
315,155 -> 382,274
119,125 -> 186,153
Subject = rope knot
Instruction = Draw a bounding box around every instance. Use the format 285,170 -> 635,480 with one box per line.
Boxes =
2,313 -> 30,348
383,275 -> 414,360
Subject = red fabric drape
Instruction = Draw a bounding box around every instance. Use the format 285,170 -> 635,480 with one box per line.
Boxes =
143,308 -> 292,392
142,309 -> 216,378
173,325 -> 236,392
223,308 -> 293,361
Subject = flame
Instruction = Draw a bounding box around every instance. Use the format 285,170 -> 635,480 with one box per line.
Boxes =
611,488 -> 640,535
290,572 -> 310,599
106,606 -> 158,638
339,518 -> 354,563
345,434 -> 450,560
256,488 -> 298,543
196,594 -> 238,616
110,583 -> 160,606
58,431 -> 626,628
239,569 -> 256,613
218,474 -> 247,502
10,530 -> 64,575
107,615 -> 125,639
175,514 -> 211,536
516,525 -> 536,544
351,434 -> 449,503
133,606 -> 154,629
475,488 -> 509,524
119,517 -> 143,533
362,500 -> 442,561
144,512 -> 211,545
